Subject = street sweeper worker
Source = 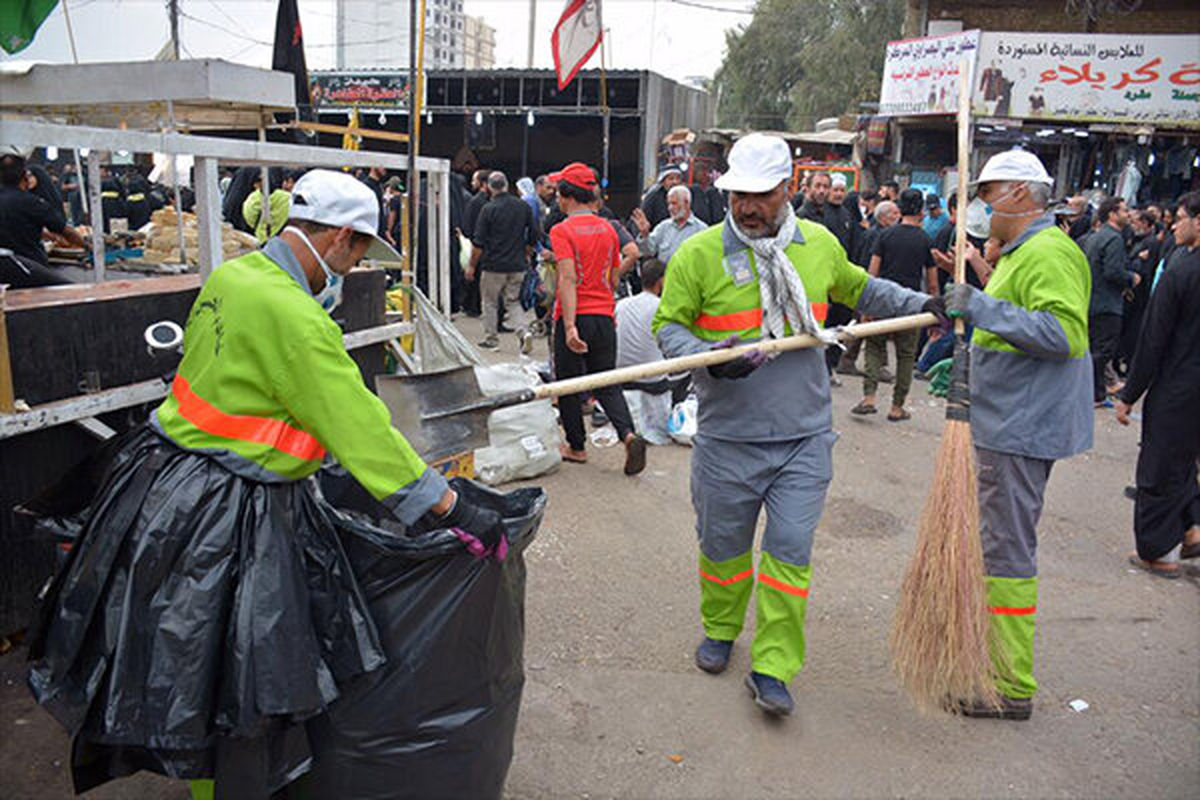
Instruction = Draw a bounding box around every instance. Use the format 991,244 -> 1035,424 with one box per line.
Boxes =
944,150 -> 1092,720
652,133 -> 947,717
27,169 -> 506,799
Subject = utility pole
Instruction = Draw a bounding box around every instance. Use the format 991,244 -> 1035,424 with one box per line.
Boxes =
526,0 -> 536,68
168,0 -> 180,59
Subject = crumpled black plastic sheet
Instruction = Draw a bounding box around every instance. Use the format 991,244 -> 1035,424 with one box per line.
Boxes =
289,469 -> 545,800
19,428 -> 544,800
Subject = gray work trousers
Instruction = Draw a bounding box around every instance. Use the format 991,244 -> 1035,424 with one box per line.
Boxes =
480,270 -> 532,337
691,431 -> 837,566
977,447 -> 1055,579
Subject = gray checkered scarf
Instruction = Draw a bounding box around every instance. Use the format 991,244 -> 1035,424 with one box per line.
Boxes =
728,205 -> 841,346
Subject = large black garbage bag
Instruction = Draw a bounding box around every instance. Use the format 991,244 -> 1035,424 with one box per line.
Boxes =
291,469 -> 546,800
19,427 -> 385,795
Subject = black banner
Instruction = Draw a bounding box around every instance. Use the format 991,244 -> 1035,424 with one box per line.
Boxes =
309,73 -> 413,109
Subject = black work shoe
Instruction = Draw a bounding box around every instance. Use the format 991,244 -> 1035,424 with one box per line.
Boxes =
694,637 -> 733,674
745,672 -> 794,716
956,695 -> 1032,721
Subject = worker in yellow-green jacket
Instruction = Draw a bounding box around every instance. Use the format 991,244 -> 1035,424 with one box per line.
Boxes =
945,150 -> 1092,721
653,134 -> 946,717
27,170 -> 505,798
242,168 -> 297,243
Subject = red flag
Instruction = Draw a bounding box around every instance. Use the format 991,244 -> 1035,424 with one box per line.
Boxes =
551,0 -> 603,91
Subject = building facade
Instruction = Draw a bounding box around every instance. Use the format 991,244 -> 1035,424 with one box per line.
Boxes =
463,15 -> 497,70
336,0 -> 465,70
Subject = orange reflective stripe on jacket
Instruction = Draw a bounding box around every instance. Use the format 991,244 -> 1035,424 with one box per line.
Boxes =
757,573 -> 810,598
694,302 -> 827,332
988,605 -> 1036,616
171,375 -> 326,462
699,568 -> 754,586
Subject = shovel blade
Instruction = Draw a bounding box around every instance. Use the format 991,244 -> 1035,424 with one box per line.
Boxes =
376,367 -> 492,462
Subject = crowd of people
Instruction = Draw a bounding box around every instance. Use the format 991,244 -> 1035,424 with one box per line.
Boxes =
5,134 -> 1198,733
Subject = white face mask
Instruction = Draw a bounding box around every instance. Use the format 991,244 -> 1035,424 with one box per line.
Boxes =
284,225 -> 344,313
966,183 -> 1030,238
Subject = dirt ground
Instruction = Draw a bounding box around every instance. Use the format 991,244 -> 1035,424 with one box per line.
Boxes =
2,315 -> 1197,799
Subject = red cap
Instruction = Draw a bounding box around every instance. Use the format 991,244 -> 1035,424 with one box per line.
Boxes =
549,162 -> 597,190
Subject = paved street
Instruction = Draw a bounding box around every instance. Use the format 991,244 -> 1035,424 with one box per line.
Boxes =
2,319 -> 1197,799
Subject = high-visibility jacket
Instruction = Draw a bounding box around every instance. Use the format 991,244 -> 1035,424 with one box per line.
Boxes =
652,218 -> 924,443
964,215 -> 1093,460
154,247 -> 446,523
653,218 -> 869,344
242,189 -> 292,244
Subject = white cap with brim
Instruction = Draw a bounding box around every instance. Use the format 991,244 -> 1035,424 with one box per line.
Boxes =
657,165 -> 683,183
715,133 -> 793,194
289,169 -> 402,262
971,149 -> 1054,189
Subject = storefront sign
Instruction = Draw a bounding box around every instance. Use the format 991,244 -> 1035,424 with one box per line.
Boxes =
972,32 -> 1200,127
309,73 -> 414,108
879,30 -> 981,116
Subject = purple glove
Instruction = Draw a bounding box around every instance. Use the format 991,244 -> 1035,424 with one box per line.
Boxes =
440,496 -> 508,562
707,335 -> 768,380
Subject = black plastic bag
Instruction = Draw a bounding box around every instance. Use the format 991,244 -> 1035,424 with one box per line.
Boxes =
289,469 -> 546,800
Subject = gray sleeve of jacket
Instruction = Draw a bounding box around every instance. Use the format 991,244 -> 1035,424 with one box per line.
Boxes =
965,288 -> 1071,361
657,322 -> 711,358
856,277 -> 930,318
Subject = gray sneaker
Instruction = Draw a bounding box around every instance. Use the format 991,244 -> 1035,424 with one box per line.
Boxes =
477,334 -> 499,350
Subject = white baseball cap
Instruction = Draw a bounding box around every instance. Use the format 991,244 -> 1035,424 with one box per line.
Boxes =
830,173 -> 847,189
715,133 -> 793,193
289,169 -> 402,261
972,149 -> 1053,188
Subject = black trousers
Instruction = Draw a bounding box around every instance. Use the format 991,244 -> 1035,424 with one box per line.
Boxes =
554,315 -> 636,451
1,252 -> 71,288
1088,313 -> 1121,401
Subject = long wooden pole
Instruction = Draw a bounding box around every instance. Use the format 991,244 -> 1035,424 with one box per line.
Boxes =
953,60 -> 971,327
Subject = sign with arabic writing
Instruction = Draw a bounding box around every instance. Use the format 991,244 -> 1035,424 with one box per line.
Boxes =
972,32 -> 1200,127
879,30 -> 981,116
309,72 -> 414,108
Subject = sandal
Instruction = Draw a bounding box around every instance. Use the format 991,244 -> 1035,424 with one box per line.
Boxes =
1127,554 -> 1180,579
887,409 -> 911,422
850,402 -> 877,416
559,444 -> 588,464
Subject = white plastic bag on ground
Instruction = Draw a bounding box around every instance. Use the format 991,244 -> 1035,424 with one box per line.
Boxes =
668,395 -> 698,446
473,363 -> 561,485
622,388 -> 673,446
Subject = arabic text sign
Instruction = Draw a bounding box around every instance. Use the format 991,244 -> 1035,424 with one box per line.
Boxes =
972,33 -> 1200,127
879,30 -> 980,116
309,73 -> 413,108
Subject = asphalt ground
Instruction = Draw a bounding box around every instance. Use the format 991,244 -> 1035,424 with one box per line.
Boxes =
2,314 -> 1196,799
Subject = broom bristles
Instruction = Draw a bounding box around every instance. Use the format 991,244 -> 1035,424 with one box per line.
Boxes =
890,419 -> 1001,713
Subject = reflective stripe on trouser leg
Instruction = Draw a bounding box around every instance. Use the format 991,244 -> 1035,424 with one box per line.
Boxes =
986,576 -> 1038,699
699,551 -> 755,641
751,552 -> 812,683
189,780 -> 214,800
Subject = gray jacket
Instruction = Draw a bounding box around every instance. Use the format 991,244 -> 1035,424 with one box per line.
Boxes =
1083,225 -> 1132,316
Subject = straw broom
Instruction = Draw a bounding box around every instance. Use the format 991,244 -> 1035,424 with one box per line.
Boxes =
889,62 -> 999,713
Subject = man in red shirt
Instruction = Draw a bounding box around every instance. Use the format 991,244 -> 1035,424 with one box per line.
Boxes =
549,162 -> 647,475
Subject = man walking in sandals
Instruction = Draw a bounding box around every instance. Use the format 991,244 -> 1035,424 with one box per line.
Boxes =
653,134 -> 946,717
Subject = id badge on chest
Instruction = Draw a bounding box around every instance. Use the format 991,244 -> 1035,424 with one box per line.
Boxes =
723,251 -> 755,287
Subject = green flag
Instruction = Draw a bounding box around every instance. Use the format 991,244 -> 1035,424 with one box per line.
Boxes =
1,0 -> 59,55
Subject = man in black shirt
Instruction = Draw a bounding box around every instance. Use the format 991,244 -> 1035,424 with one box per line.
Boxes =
853,189 -> 937,421
460,169 -> 491,316
0,152 -> 85,287
360,167 -> 387,235
467,171 -> 538,351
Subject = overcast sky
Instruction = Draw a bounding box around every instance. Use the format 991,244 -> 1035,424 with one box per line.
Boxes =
2,0 -> 752,84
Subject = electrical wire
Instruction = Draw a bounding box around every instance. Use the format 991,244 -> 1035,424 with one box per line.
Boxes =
177,9 -> 400,49
668,0 -> 755,14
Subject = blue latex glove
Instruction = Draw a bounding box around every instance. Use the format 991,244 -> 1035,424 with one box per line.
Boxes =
440,495 -> 508,562
707,335 -> 768,380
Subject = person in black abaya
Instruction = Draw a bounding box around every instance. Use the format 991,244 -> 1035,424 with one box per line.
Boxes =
221,166 -> 260,234
1116,191 -> 1200,578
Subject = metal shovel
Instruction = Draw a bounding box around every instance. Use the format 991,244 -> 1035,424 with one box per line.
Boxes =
376,312 -> 937,461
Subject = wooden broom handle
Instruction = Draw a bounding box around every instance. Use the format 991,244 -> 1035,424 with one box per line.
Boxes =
531,312 -> 937,401
953,58 -> 972,335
